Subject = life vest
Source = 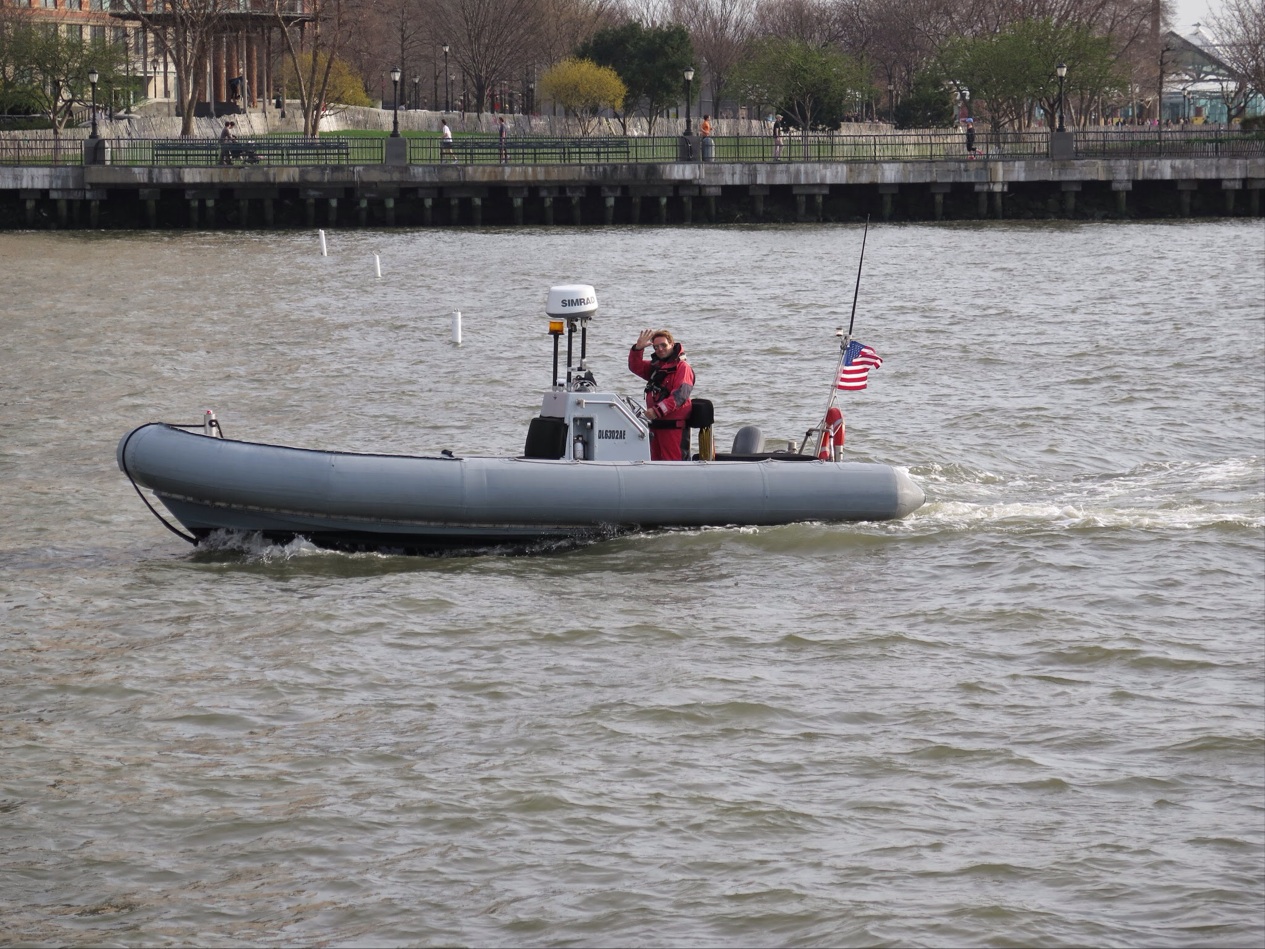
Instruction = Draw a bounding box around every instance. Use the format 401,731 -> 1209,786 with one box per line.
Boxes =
644,343 -> 690,402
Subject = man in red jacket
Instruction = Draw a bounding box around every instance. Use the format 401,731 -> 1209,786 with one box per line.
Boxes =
628,328 -> 695,461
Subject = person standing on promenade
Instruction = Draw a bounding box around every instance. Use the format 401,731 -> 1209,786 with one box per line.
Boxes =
441,118 -> 455,163
772,115 -> 784,161
965,118 -> 977,158
218,121 -> 237,165
629,329 -> 695,461
498,116 -> 507,163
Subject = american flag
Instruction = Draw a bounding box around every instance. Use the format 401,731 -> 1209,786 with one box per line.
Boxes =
836,340 -> 883,390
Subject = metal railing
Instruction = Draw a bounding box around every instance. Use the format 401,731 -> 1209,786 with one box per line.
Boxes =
104,134 -> 385,165
1,129 -> 1259,167
0,137 -> 86,165
1072,129 -> 1264,159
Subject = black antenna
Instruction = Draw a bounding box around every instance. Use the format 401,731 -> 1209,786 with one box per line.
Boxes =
846,216 -> 870,338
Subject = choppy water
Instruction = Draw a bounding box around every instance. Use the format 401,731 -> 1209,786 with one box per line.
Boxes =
2,221 -> 1263,947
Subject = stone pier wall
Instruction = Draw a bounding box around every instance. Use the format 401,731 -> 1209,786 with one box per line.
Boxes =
2,155 -> 1261,229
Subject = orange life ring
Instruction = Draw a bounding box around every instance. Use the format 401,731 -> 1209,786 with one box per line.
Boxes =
817,407 -> 844,459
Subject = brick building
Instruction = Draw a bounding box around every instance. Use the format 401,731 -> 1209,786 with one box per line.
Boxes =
1,0 -> 310,117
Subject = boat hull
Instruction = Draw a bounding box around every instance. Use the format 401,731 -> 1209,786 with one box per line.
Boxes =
118,423 -> 925,553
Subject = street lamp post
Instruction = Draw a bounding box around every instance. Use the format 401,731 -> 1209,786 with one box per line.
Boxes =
888,82 -> 894,125
442,45 -> 449,112
390,66 -> 401,136
1056,62 -> 1067,132
527,82 -> 534,115
413,77 -> 419,110
683,66 -> 694,135
1158,45 -> 1168,124
88,68 -> 99,138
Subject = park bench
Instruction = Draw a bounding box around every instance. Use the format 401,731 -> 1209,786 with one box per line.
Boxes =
445,137 -> 632,164
248,139 -> 352,164
152,138 -> 351,166
152,141 -> 224,165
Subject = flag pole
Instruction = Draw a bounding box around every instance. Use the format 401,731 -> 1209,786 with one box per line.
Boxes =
846,215 -> 869,339
801,217 -> 869,455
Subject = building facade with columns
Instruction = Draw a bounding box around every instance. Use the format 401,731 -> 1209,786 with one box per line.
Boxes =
1,0 -> 310,117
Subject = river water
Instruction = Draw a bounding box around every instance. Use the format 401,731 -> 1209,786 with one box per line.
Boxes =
2,221 -> 1262,947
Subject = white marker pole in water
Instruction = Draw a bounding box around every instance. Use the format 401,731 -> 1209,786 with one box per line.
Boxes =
374,253 -> 381,278
319,229 -> 327,256
452,310 -> 462,345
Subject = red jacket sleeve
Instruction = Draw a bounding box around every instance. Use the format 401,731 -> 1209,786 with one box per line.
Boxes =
628,347 -> 652,380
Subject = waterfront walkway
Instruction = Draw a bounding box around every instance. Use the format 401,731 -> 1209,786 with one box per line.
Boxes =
1,130 -> 1261,228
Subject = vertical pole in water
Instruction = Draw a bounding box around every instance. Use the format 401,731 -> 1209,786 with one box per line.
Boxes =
319,229 -> 327,256
374,254 -> 381,277
452,310 -> 462,345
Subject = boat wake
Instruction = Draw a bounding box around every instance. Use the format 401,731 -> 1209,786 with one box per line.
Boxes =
187,525 -> 630,563
908,455 -> 1264,533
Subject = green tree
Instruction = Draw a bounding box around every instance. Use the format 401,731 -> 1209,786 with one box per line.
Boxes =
538,56 -> 625,134
893,70 -> 956,129
731,37 -> 867,130
0,21 -> 122,135
280,52 -> 372,110
0,16 -> 35,116
576,22 -> 692,134
940,19 -> 1127,131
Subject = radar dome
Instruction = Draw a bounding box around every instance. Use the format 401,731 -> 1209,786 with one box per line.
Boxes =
546,284 -> 598,318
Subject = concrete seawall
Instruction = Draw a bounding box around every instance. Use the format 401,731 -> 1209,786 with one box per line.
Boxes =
3,155 -> 1261,229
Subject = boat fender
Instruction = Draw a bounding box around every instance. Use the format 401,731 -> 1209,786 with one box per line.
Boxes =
817,407 -> 844,460
731,425 -> 764,455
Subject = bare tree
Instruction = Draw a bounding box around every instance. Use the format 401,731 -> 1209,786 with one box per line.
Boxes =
752,0 -> 843,46
1210,0 -> 1265,112
427,0 -> 546,114
534,0 -> 622,66
850,0 -> 938,109
673,0 -> 756,118
620,0 -> 678,29
271,0 -> 357,135
119,0 -> 231,136
378,0 -> 430,100
338,0 -> 388,96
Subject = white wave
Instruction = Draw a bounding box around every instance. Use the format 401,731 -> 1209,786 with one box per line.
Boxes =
913,498 -> 1264,531
194,530 -> 327,561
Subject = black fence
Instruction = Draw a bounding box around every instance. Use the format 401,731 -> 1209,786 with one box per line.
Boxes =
1072,130 -> 1264,159
2,129 -> 1260,167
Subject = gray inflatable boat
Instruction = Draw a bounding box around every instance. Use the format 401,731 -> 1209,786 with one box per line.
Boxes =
117,285 -> 924,554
